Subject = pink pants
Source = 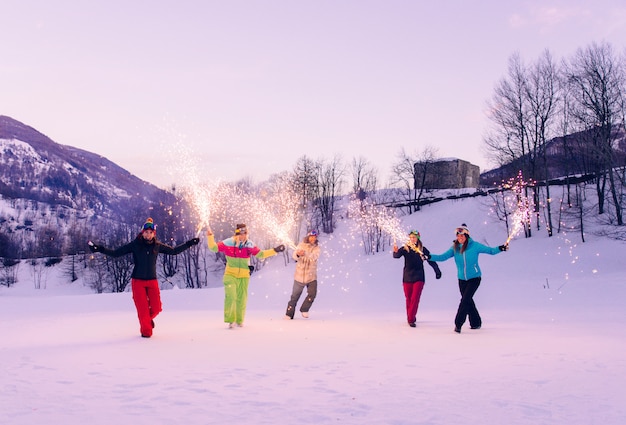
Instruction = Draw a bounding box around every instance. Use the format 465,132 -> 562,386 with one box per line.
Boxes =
403,281 -> 425,324
131,278 -> 162,337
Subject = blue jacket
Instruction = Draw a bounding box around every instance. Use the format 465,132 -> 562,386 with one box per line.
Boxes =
429,239 -> 501,280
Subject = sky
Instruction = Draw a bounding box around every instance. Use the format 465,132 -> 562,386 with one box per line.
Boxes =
2,1 -> 626,188
2,194 -> 625,425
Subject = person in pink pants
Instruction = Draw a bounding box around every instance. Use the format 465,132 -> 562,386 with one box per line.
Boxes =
392,230 -> 441,327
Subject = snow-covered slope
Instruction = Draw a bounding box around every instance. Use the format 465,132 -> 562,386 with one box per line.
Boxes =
1,195 -> 624,425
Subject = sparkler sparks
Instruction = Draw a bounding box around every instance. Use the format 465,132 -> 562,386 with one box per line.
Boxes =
377,215 -> 423,253
163,133 -> 223,234
348,199 -> 422,254
156,126 -> 326,248
502,171 -> 534,245
246,192 -> 299,250
243,182 -> 300,249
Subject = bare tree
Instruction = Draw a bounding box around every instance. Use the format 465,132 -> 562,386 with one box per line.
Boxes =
484,53 -> 531,170
179,244 -> 203,288
0,233 -> 19,259
413,146 -> 439,211
63,254 -> 81,282
86,253 -> 107,294
564,41 -> 626,224
314,155 -> 345,234
29,258 -> 48,289
351,156 -> 378,199
485,51 -> 564,238
98,225 -> 134,293
390,148 -> 418,214
160,249 -> 179,284
33,225 -> 63,258
556,64 -> 578,210
291,156 -> 320,235
390,146 -> 438,213
0,258 -> 20,287
526,50 -> 560,236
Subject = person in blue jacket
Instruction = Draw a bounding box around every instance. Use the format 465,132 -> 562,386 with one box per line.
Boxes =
426,224 -> 508,333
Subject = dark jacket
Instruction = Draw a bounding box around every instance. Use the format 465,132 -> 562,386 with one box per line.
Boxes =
99,234 -> 193,280
393,245 -> 441,283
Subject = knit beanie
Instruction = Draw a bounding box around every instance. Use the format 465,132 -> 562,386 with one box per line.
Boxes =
143,218 -> 156,231
455,223 -> 469,236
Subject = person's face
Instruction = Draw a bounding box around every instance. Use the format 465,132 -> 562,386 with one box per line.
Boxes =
308,235 -> 317,243
456,233 -> 467,243
237,232 -> 248,242
142,229 -> 155,240
408,234 -> 418,244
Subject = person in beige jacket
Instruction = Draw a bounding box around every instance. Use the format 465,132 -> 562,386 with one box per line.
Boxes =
285,230 -> 321,319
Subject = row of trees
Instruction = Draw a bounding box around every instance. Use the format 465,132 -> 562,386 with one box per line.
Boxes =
484,41 -> 626,238
6,41 -> 626,289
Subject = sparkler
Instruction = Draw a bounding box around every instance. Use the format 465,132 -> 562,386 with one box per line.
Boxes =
159,125 -> 300,248
502,171 -> 534,244
378,215 -> 423,253
195,223 -> 205,238
165,136 -> 239,239
349,199 -> 423,254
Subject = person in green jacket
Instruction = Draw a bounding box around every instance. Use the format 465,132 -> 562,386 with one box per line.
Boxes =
426,224 -> 508,334
207,224 -> 285,328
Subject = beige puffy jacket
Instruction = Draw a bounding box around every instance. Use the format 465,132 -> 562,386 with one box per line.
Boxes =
292,240 -> 321,284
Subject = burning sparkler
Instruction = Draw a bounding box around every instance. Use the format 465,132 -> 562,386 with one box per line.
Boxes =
164,136 -> 239,239
502,171 -> 534,244
349,199 -> 423,254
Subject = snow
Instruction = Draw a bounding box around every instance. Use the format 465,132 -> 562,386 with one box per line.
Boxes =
1,196 -> 625,425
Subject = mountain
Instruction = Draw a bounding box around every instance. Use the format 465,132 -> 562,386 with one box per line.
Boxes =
0,115 -> 189,258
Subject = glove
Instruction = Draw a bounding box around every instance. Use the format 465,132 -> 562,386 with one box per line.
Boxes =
188,238 -> 200,246
248,265 -> 255,275
435,271 -> 442,279
498,244 -> 509,252
88,242 -> 102,253
274,244 -> 285,253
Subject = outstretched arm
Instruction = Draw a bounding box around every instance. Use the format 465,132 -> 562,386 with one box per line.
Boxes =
427,247 -> 454,262
423,247 -> 442,279
476,241 -> 506,255
206,230 -> 219,253
159,238 -> 200,255
88,241 -> 132,258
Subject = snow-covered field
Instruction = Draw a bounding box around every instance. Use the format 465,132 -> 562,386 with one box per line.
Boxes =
2,196 -> 625,425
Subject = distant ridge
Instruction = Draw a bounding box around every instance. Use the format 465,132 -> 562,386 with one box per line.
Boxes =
0,115 -> 191,257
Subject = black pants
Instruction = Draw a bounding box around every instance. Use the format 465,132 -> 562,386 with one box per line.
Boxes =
285,280 -> 317,318
455,277 -> 481,329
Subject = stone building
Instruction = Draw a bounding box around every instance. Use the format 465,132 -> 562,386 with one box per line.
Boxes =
415,158 -> 480,189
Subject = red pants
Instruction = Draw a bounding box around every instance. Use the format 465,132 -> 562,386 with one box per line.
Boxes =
131,278 -> 162,337
403,281 -> 425,324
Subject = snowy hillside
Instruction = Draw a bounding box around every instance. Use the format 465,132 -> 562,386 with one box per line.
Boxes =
1,195 -> 625,425
0,115 -> 188,258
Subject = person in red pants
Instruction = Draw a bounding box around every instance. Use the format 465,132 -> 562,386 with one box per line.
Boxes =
392,230 -> 441,328
88,218 -> 199,338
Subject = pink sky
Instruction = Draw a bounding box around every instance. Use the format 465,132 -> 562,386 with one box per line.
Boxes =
2,0 -> 626,188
